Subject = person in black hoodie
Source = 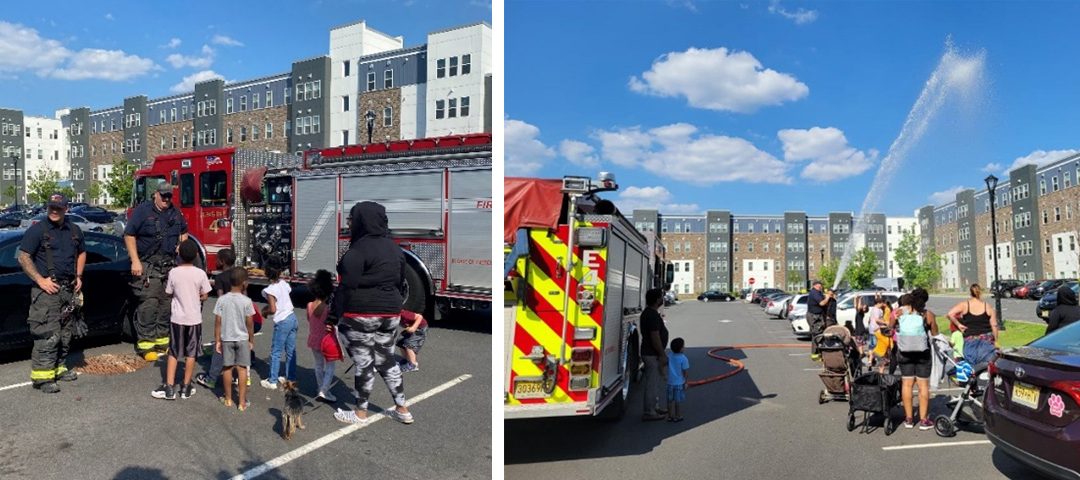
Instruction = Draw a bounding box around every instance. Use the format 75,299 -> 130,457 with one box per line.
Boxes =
1046,285 -> 1080,335
330,202 -> 414,425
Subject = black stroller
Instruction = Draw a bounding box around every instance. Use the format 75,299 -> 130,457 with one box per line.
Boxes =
848,371 -> 901,435
816,325 -> 862,404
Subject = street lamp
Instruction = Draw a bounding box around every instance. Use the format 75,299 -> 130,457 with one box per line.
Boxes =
985,174 -> 1005,332
365,110 -> 376,144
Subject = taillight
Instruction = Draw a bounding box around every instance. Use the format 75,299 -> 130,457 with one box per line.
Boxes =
568,347 -> 593,391
1050,380 -> 1080,407
788,304 -> 794,313
987,360 -> 998,376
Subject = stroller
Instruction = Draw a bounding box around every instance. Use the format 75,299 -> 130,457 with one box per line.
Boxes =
930,336 -> 990,437
848,371 -> 902,434
816,325 -> 862,404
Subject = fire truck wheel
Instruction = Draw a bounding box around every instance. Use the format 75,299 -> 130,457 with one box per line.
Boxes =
402,263 -> 432,320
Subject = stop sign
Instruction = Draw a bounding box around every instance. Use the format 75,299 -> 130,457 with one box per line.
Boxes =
749,278 -> 756,285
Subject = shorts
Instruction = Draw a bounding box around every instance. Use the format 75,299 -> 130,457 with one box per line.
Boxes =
221,340 -> 251,367
169,323 -> 202,359
396,327 -> 427,353
666,384 -> 686,403
898,350 -> 932,379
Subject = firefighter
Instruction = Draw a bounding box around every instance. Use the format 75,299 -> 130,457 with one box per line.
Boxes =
125,181 -> 189,361
17,193 -> 86,393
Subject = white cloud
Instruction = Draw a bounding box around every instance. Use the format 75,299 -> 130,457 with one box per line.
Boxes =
595,123 -> 791,185
163,38 -> 182,49
505,118 -> 555,176
210,34 -> 244,47
929,186 -> 966,205
629,47 -> 809,113
558,140 -> 599,168
104,13 -> 114,21
617,186 -> 701,215
0,21 -> 156,81
170,70 -> 226,93
666,0 -> 698,12
768,1 -> 818,24
777,127 -> 876,181
981,162 -> 1002,174
1007,149 -> 1080,173
166,44 -> 215,69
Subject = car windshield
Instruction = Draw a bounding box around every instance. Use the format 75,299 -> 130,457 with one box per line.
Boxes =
1029,321 -> 1080,353
1039,280 -> 1057,288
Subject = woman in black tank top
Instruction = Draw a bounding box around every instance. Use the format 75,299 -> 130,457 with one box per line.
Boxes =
946,284 -> 999,344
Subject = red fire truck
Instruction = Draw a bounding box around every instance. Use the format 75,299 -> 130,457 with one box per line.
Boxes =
130,134 -> 492,318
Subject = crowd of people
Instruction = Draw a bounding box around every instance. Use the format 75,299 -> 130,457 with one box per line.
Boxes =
18,186 -> 426,426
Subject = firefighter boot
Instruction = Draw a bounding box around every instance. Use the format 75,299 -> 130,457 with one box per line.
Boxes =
35,382 -> 60,394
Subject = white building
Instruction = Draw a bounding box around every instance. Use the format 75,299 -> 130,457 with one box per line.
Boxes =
741,258 -> 776,289
886,216 -> 919,278
425,23 -> 491,137
941,251 -> 959,290
328,21 -> 404,148
984,242 -> 1016,286
1050,232 -> 1079,279
672,259 -> 695,296
22,111 -> 70,203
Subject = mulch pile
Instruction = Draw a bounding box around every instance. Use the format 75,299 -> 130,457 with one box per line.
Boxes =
74,353 -> 151,375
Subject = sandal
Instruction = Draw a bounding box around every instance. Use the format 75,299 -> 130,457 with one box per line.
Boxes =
387,409 -> 414,424
334,408 -> 371,425
238,400 -> 250,412
220,397 -> 233,408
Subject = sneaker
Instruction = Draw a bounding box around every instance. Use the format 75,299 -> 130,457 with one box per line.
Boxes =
57,370 -> 78,382
387,409 -> 415,424
260,379 -> 277,390
180,384 -> 196,399
918,418 -> 934,431
36,382 -> 60,394
334,408 -> 371,425
152,384 -> 176,400
246,377 -> 251,387
400,363 -> 419,373
316,391 -> 337,403
194,373 -> 216,389
903,417 -> 915,429
810,353 -> 821,361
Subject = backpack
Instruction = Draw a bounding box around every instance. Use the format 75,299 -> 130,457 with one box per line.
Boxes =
896,309 -> 929,353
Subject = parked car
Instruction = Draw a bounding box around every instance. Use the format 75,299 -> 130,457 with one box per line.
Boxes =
20,213 -> 102,232
764,295 -> 793,318
750,288 -> 784,304
835,291 -> 900,328
1031,279 -> 1070,301
68,205 -> 118,224
0,229 -> 135,352
1013,280 -> 1042,300
991,279 -> 1024,298
698,290 -> 735,302
0,211 -> 31,229
787,294 -> 808,319
984,321 -> 1080,478
759,291 -> 787,308
1036,282 -> 1080,321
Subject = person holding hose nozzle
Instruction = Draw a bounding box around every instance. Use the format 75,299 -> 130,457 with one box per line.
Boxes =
125,181 -> 189,361
641,288 -> 669,421
808,280 -> 834,361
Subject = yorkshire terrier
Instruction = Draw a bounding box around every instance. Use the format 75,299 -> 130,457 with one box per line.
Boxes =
281,381 -> 305,440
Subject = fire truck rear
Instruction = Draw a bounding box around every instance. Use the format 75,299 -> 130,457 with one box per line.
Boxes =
131,134 -> 492,319
504,173 -> 656,419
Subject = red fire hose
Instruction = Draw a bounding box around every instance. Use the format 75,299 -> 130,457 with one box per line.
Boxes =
687,344 -> 810,388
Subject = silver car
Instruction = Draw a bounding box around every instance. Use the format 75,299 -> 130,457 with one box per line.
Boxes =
21,213 -> 103,232
764,294 -> 793,318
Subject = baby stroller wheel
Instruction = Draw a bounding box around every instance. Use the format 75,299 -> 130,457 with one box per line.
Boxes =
846,412 -> 856,432
819,390 -> 828,404
884,416 -> 895,436
934,415 -> 957,437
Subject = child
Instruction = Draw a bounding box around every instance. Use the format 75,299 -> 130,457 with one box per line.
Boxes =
306,270 -> 337,402
397,310 -> 427,373
214,267 -> 256,410
666,337 -> 690,422
260,266 -> 297,390
196,248 -> 261,389
152,239 -> 212,400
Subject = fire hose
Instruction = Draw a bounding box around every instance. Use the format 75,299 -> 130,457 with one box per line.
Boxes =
687,344 -> 810,388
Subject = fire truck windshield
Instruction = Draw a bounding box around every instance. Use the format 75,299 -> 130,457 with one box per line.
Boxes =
199,171 -> 228,207
134,176 -> 166,206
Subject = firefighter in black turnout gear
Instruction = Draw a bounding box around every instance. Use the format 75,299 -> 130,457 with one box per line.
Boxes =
125,181 -> 189,361
17,194 -> 86,393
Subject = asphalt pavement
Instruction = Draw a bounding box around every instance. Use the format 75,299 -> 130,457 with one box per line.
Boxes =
0,297 -> 491,480
504,300 -> 1044,480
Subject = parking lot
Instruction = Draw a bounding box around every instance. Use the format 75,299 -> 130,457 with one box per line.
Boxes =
0,298 -> 491,480
505,300 -> 1040,479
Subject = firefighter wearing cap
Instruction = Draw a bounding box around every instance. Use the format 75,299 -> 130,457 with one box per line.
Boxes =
17,193 -> 85,393
125,181 -> 188,361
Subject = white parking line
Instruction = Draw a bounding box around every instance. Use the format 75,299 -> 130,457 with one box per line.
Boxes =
0,381 -> 32,393
882,440 -> 991,451
232,373 -> 472,480
788,353 -> 807,357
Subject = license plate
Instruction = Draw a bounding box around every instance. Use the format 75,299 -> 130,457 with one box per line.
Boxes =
1040,310 -> 1049,318
514,380 -> 547,399
1012,382 -> 1040,409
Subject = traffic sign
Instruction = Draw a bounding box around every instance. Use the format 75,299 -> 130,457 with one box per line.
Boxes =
749,278 -> 756,285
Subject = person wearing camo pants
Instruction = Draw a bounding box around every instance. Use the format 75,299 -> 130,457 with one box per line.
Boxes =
330,201 -> 414,425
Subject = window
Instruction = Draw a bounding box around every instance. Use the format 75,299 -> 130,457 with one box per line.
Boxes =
342,96 -> 350,112
170,108 -> 177,122
437,58 -> 446,78
343,60 -> 351,77
240,126 -> 247,142
180,173 -> 195,207
748,223 -> 754,233
449,56 -> 458,76
1043,211 -> 1049,224
367,72 -> 376,91
384,69 -> 394,89
1040,179 -> 1047,195
461,96 -> 470,117
1058,237 -> 1064,252
1046,238 -> 1052,254
226,128 -> 233,144
342,130 -> 349,146
160,110 -> 166,123
181,106 -> 187,120
240,95 -> 247,112
383,107 -> 393,127
266,91 -> 273,108
462,54 -> 471,75
435,100 -> 445,119
284,87 -> 291,105
1053,176 -> 1060,192
172,134 -> 178,149
748,242 -> 754,252
199,171 -> 228,207
252,125 -> 260,141
312,115 -> 320,134
182,133 -> 189,148
1056,207 -> 1061,222
252,93 -> 260,110
265,122 -> 273,139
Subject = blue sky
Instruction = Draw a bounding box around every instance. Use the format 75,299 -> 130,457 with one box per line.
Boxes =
0,0 -> 490,116
505,1 -> 1080,217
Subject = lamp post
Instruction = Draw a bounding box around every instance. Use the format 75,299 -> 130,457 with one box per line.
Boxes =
365,110 -> 375,144
986,174 -> 1005,332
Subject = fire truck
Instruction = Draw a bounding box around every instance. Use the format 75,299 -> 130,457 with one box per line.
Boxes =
130,134 -> 492,318
503,173 -> 672,419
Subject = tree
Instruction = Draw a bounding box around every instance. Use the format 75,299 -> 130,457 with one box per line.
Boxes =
844,247 -> 879,290
819,257 -> 840,289
87,180 -> 102,205
59,185 -> 76,201
911,249 -> 943,291
786,269 -> 804,292
103,157 -> 137,209
894,230 -> 921,287
3,184 -> 15,205
26,169 -> 60,204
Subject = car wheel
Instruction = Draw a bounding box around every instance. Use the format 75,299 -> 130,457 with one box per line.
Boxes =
703,297 -> 709,303
1003,290 -> 1012,298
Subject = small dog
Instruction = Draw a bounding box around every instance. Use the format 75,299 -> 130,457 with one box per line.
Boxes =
281,381 -> 305,440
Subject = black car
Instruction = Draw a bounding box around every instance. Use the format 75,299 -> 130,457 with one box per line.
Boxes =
751,288 -> 784,304
1032,279 -> 1069,300
0,229 -> 135,352
1036,282 -> 1080,321
0,211 -> 30,228
698,290 -> 735,302
991,279 -> 1024,298
69,206 -> 117,224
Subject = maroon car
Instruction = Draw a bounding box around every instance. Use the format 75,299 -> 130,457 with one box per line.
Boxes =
984,324 -> 1080,479
1013,280 -> 1042,300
